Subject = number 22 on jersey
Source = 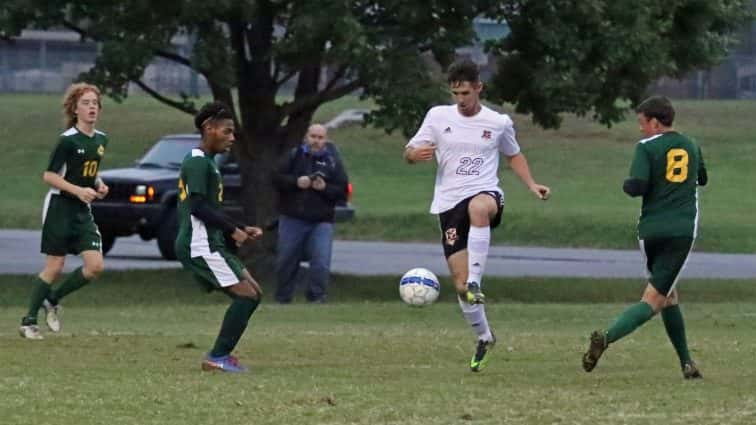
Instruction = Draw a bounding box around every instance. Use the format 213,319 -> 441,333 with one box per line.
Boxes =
666,148 -> 688,183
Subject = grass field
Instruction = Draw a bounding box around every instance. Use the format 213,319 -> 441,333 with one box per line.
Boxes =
1,94 -> 755,252
1,271 -> 756,425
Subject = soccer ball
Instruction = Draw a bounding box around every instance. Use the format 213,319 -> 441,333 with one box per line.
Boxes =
399,268 -> 440,306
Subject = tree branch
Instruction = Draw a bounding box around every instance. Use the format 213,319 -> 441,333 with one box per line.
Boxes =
281,79 -> 361,117
275,70 -> 298,86
324,65 -> 348,91
154,49 -> 192,67
133,79 -> 197,114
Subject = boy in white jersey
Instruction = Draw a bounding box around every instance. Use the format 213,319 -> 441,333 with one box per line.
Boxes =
404,60 -> 550,372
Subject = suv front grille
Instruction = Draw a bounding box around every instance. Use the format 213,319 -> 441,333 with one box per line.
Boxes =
103,182 -> 134,202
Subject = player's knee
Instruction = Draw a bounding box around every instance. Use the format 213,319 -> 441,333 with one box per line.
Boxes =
84,260 -> 105,278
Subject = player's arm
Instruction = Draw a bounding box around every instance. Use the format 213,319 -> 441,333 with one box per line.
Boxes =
188,194 -> 257,244
697,146 -> 708,186
506,153 -> 550,200
405,109 -> 437,164
623,143 -> 650,197
43,138 -> 97,203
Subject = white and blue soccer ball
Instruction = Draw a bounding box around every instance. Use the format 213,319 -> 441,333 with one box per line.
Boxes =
399,268 -> 440,306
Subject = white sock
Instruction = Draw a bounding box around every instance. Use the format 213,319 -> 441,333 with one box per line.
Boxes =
458,296 -> 493,341
467,225 -> 490,285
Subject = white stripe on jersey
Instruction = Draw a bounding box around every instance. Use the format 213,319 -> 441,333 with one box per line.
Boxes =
189,214 -> 211,257
407,105 -> 520,214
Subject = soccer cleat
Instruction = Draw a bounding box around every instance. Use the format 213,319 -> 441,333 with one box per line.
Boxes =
470,334 -> 496,372
682,361 -> 703,380
19,324 -> 44,340
201,354 -> 248,373
582,330 -> 608,372
465,282 -> 485,304
43,299 -> 62,333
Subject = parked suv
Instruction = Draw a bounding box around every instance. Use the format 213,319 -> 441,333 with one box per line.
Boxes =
93,134 -> 354,260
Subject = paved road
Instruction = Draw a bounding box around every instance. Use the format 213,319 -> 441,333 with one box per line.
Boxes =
1,230 -> 755,279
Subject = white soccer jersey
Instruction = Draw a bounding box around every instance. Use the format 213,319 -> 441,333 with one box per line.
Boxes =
406,104 -> 521,214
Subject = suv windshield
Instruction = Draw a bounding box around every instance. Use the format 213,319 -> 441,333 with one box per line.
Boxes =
137,139 -> 197,169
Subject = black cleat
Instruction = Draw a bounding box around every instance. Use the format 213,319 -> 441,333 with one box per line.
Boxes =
470,333 -> 496,372
582,330 -> 608,372
683,361 -> 703,380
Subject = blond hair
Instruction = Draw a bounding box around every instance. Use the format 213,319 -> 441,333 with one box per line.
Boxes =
62,83 -> 102,128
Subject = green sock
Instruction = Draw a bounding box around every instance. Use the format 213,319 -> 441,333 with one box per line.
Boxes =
662,305 -> 692,366
606,302 -> 656,344
23,277 -> 52,325
210,297 -> 260,358
48,267 -> 91,305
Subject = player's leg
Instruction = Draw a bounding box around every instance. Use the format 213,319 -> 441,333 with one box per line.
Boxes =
20,195 -> 68,339
465,192 -> 500,302
655,237 -> 700,378
275,215 -> 308,303
304,221 -> 333,303
583,239 -> 666,372
448,253 -> 495,372
20,256 -> 65,339
195,251 -> 260,373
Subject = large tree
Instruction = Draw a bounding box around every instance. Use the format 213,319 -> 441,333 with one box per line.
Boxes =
1,0 -> 750,256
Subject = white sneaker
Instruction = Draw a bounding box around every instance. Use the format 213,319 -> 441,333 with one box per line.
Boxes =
19,325 -> 44,340
43,299 -> 62,332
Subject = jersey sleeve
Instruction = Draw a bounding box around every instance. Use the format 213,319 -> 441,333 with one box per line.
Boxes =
182,157 -> 209,197
497,115 -> 521,156
46,137 -> 72,174
628,143 -> 651,181
406,108 -> 438,148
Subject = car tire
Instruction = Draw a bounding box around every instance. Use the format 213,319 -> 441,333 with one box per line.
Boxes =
157,209 -> 178,261
100,230 -> 115,256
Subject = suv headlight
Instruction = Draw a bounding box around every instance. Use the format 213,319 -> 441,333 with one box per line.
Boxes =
130,185 -> 156,203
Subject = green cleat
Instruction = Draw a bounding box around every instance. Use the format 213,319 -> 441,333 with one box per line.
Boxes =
470,334 -> 496,372
465,282 -> 485,305
582,330 -> 607,372
683,361 -> 703,380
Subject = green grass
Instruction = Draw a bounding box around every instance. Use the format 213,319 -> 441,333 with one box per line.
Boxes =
2,270 -> 756,424
1,94 -> 755,252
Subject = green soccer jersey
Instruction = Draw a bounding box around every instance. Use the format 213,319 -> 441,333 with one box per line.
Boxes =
628,131 -> 705,239
46,127 -> 108,197
175,148 -> 226,258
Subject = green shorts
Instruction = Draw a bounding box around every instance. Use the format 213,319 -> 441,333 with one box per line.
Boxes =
41,193 -> 102,255
640,236 -> 694,295
178,248 -> 245,292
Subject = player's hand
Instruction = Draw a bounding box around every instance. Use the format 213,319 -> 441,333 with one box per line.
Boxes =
297,176 -> 312,189
311,176 -> 326,191
231,228 -> 250,246
77,187 -> 98,203
96,183 -> 109,199
530,184 -> 551,200
243,226 -> 263,240
408,144 -> 436,162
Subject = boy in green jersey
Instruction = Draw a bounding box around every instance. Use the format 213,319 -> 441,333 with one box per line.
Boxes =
175,102 -> 264,373
582,96 -> 708,379
20,83 -> 110,340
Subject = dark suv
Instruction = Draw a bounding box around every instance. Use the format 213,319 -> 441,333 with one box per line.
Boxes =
93,134 -> 354,260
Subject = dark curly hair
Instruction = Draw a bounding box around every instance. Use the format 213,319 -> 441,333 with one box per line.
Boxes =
194,101 -> 234,133
447,59 -> 480,85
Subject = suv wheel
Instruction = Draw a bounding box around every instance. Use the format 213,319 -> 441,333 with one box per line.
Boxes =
157,209 -> 178,261
100,230 -> 115,256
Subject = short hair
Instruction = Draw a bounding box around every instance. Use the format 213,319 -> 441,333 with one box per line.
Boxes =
194,101 -> 234,133
62,83 -> 101,128
635,96 -> 675,127
447,59 -> 480,85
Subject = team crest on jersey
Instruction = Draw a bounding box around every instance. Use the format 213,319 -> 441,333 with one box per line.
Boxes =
445,228 -> 458,246
481,130 -> 492,140
97,145 -> 105,156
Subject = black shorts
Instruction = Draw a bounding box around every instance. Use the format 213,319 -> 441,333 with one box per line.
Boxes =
640,236 -> 694,295
439,191 -> 504,259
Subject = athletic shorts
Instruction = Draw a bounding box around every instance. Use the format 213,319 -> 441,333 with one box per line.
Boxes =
640,236 -> 694,295
41,193 -> 102,255
178,248 -> 245,292
438,191 -> 504,259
